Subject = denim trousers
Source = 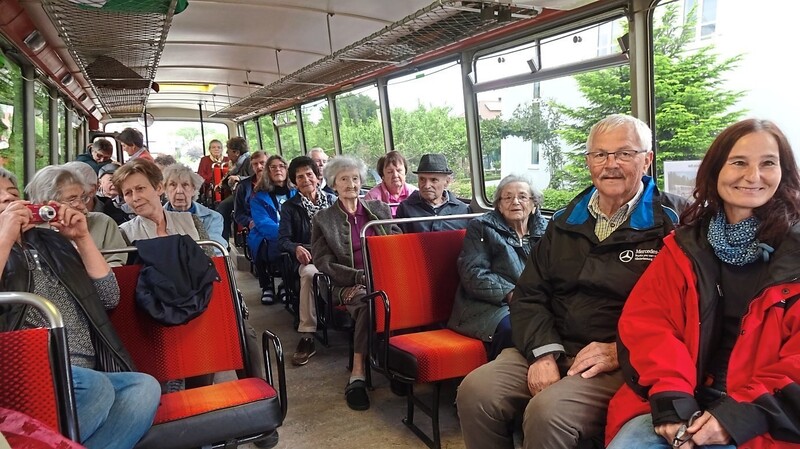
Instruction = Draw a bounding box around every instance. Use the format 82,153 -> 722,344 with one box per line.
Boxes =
607,413 -> 736,449
71,365 -> 161,449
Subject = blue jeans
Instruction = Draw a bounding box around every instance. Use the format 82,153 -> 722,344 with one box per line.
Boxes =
72,366 -> 161,449
607,414 -> 736,449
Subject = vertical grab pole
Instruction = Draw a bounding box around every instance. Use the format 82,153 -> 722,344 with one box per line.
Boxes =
199,102 -> 207,156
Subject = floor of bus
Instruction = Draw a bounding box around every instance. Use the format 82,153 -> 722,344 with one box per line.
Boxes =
228,249 -> 468,449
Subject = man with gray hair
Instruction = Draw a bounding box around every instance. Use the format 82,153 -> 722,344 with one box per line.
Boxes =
309,147 -> 334,195
456,114 -> 687,449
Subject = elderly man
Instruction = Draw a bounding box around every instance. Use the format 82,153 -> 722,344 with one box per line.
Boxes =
309,147 -> 333,195
77,139 -> 114,174
456,114 -> 687,449
395,153 -> 470,232
216,137 -> 254,243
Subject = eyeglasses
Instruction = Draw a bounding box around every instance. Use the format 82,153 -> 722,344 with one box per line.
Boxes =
268,164 -> 287,171
63,194 -> 91,207
500,195 -> 531,204
585,150 -> 647,164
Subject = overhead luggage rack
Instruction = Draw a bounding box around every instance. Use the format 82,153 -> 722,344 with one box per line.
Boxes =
40,0 -> 181,117
211,0 -> 543,121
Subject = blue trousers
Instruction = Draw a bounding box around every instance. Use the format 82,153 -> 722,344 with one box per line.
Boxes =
72,366 -> 161,449
607,413 -> 736,449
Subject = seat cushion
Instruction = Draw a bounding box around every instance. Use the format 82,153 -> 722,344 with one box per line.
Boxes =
135,378 -> 281,449
387,329 -> 488,383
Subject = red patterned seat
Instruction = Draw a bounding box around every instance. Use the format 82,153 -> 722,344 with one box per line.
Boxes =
364,229 -> 487,449
0,293 -> 80,442
108,251 -> 286,449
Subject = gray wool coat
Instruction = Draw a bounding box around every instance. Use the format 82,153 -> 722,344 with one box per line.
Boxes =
311,199 -> 401,300
447,208 -> 548,342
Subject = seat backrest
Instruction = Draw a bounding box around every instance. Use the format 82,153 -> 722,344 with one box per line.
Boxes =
0,328 -> 60,431
0,293 -> 78,441
366,229 -> 466,331
109,256 -> 245,382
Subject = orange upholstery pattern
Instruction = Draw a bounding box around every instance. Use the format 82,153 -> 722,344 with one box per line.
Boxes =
109,257 -> 244,382
0,328 -> 60,431
388,329 -> 487,383
153,378 -> 276,424
367,229 -> 466,330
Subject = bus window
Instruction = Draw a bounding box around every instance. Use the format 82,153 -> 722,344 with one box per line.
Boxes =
653,0 -> 799,200
104,120 -> 228,168
34,81 -> 50,170
301,98 -> 334,155
243,119 -> 259,150
58,100 -> 66,164
387,61 -> 470,198
474,15 -> 629,211
258,115 -> 276,153
0,53 -> 24,183
275,109 -> 301,160
335,84 -> 384,184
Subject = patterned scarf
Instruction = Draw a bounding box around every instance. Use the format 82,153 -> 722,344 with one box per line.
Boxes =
707,212 -> 773,265
301,188 -> 330,220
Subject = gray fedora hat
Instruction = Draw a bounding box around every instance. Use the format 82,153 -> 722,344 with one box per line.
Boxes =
413,153 -> 453,175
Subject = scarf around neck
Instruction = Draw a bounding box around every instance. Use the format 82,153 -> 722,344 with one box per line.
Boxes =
301,188 -> 330,221
707,212 -> 773,265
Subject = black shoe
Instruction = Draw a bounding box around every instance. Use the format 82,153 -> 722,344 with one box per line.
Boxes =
291,336 -> 316,366
261,288 -> 275,305
277,283 -> 287,304
254,430 -> 279,448
345,379 -> 370,411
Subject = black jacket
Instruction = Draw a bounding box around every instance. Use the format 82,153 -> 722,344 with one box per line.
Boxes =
278,192 -> 337,262
0,228 -> 135,371
510,177 -> 687,364
395,190 -> 471,233
133,235 -> 219,325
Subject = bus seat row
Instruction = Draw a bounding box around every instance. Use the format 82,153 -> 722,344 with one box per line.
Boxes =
0,243 -> 287,449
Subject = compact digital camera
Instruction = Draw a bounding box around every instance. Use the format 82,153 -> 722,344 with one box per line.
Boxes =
27,204 -> 59,224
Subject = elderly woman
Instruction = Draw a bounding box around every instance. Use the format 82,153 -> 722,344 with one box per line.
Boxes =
0,167 -> 160,449
606,119 -> 800,449
113,158 -> 210,245
363,150 -> 417,216
311,156 -> 401,411
447,174 -> 547,360
278,156 -> 335,366
26,165 -> 127,267
162,163 -> 227,249
248,155 -> 296,305
197,139 -> 228,184
65,161 -> 130,226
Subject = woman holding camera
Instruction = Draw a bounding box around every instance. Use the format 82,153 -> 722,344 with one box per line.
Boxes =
0,167 -> 160,449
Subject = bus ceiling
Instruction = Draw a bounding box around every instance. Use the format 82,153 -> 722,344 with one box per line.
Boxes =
5,0 -> 603,122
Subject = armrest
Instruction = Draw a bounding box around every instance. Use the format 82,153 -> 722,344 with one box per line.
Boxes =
261,329 -> 287,423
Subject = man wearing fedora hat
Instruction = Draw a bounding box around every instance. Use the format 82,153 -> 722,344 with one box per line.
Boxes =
395,153 -> 470,233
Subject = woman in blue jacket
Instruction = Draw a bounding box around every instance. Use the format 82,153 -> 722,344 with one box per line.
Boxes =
447,174 -> 547,360
248,155 -> 296,304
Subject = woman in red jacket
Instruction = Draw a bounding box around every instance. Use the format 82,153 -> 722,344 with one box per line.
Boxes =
606,119 -> 800,449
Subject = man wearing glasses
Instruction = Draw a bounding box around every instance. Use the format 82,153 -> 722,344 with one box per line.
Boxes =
457,114 -> 687,449
77,139 -> 115,174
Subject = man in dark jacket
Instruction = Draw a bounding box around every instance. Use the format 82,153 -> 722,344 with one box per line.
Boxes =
456,114 -> 688,449
76,138 -> 114,174
395,153 -> 470,232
